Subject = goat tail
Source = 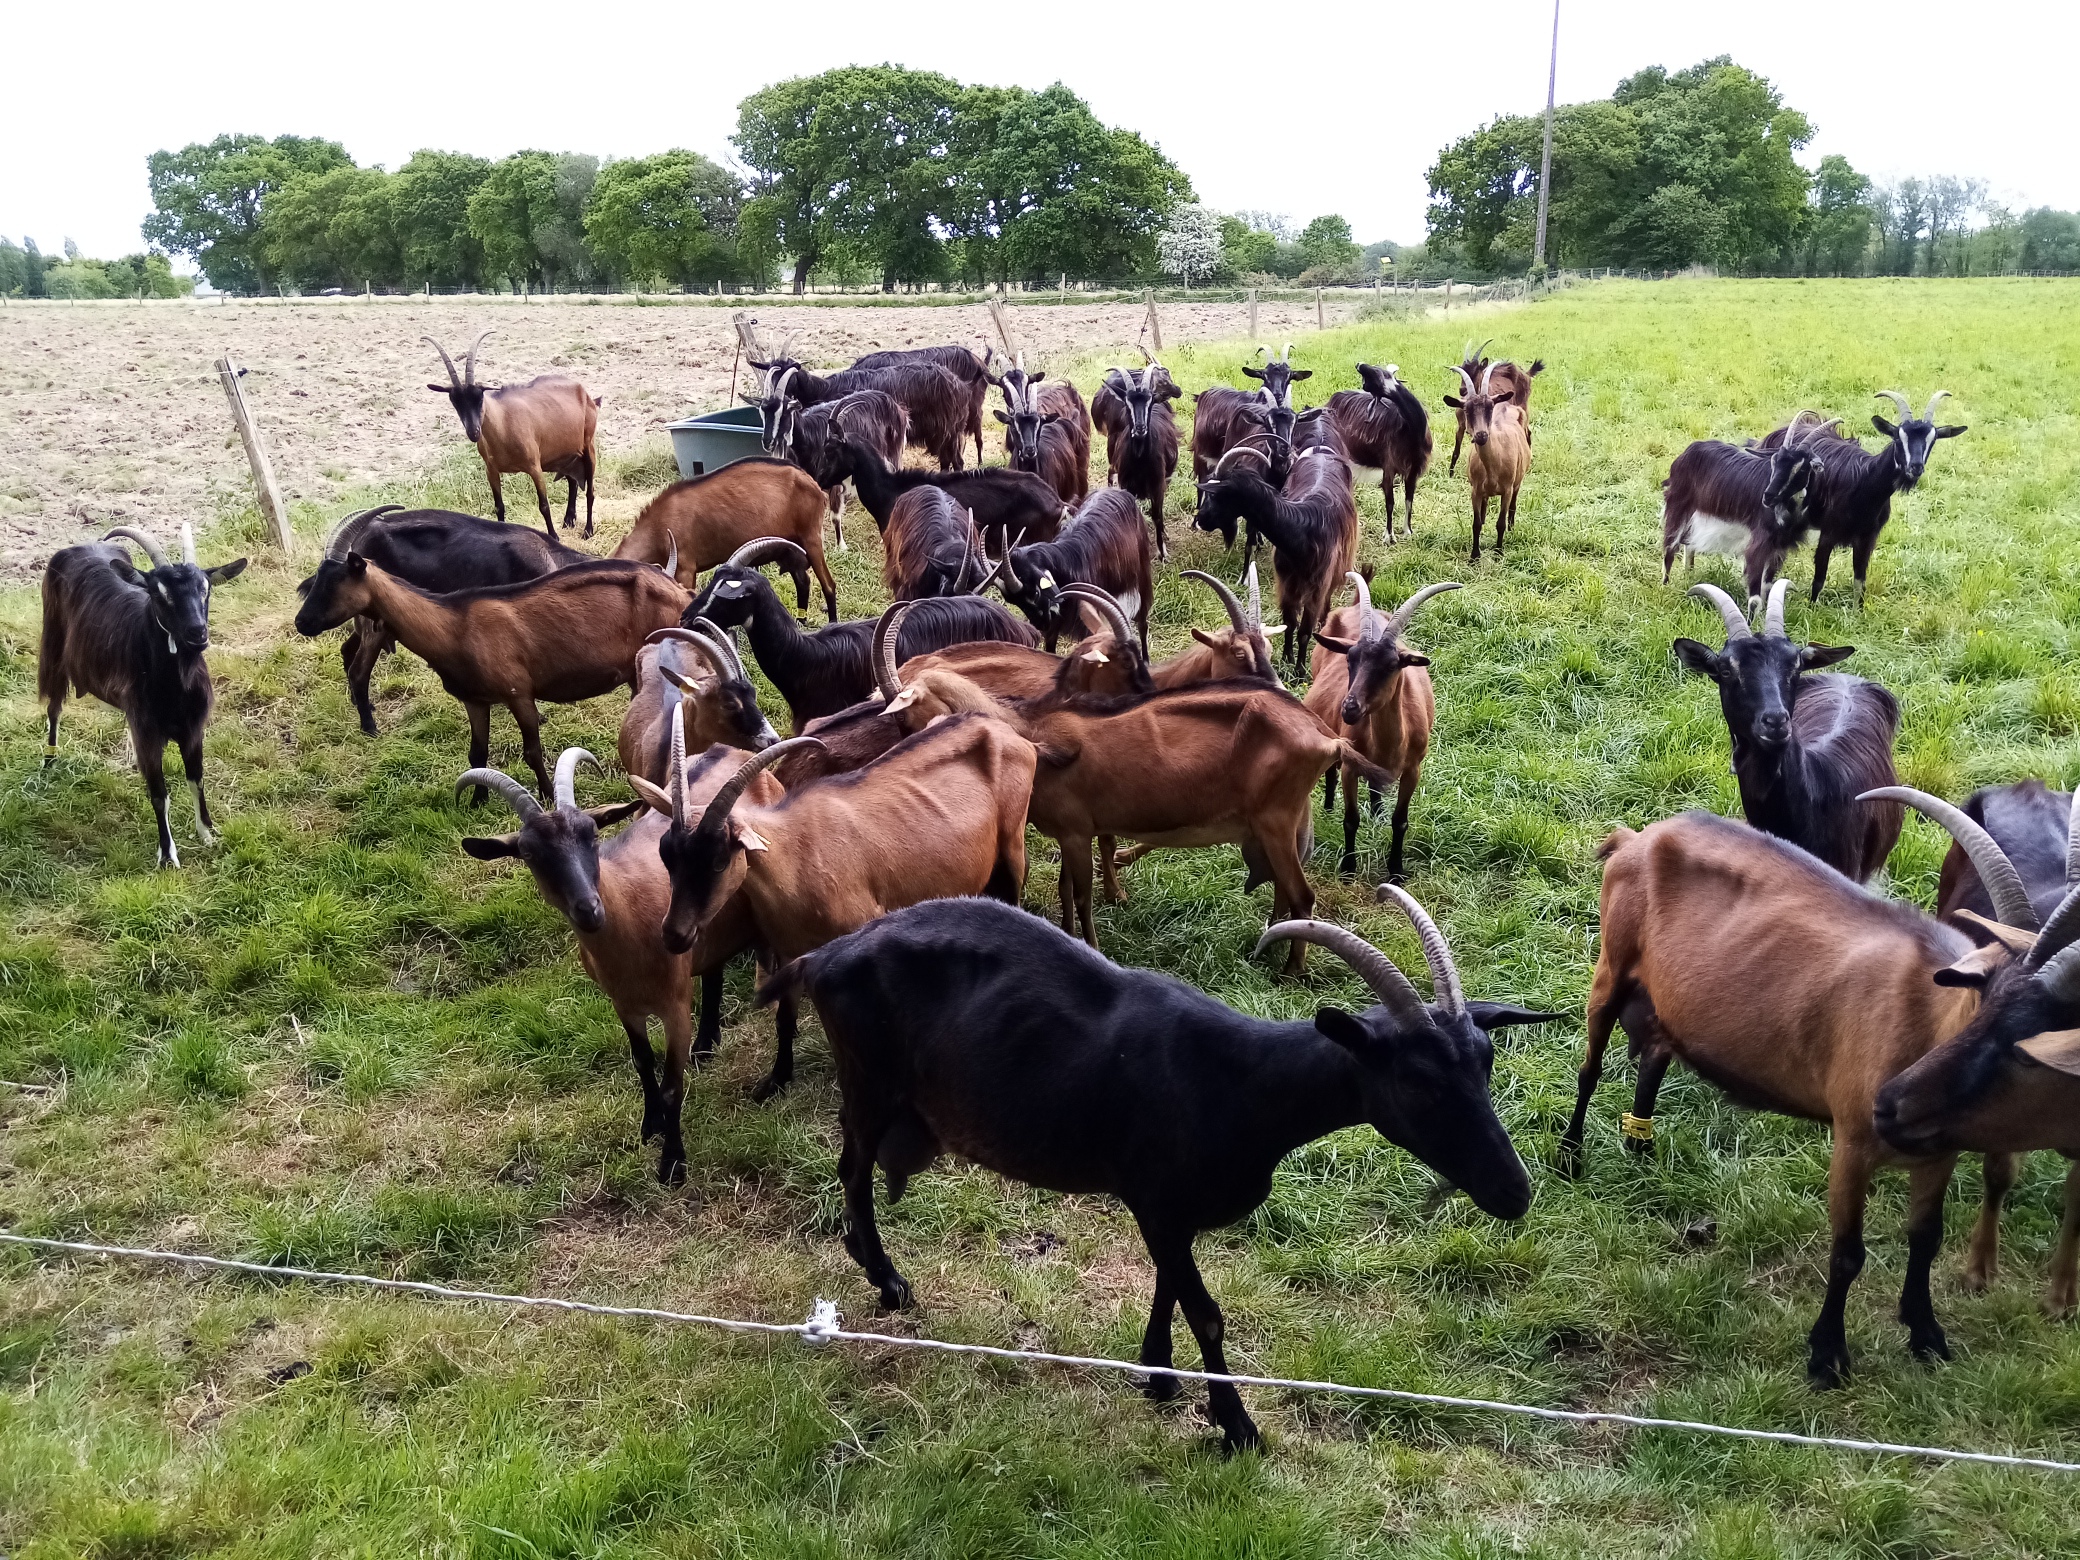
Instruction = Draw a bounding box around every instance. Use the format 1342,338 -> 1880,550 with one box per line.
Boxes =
1527,358 -> 1546,376
1335,742 -> 1398,791
1597,825 -> 1638,862
755,955 -> 814,1010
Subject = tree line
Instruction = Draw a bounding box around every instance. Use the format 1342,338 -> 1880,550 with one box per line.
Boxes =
1422,56 -> 2079,279
0,236 -> 191,299
132,68 -> 1192,297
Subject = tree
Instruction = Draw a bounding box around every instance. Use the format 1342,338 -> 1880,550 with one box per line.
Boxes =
584,150 -> 743,290
143,134 -> 352,293
735,75 -> 839,294
0,236 -> 46,297
467,151 -> 601,292
1296,214 -> 1358,277
391,151 -> 493,289
1221,216 -> 1277,279
262,165 -> 399,291
1804,155 -> 1872,276
2018,208 -> 2080,272
1156,204 -> 1223,285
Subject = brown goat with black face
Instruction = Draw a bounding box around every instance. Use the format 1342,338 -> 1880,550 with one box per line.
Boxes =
425,331 -> 601,537
1445,339 -> 1541,476
610,461 -> 838,621
1306,574 -> 1459,880
619,623 -> 777,786
1443,362 -> 1531,562
991,358 -> 1091,508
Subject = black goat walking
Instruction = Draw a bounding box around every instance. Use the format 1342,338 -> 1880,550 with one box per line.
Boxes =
1193,444 -> 1359,674
762,893 -> 1546,1453
40,525 -> 248,867
824,439 -> 1066,545
1674,581 -> 1903,882
1659,421 -> 1818,612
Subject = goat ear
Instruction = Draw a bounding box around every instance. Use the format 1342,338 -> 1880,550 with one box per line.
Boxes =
586,800 -> 644,829
1241,365 -> 1264,380
460,834 -> 520,860
735,823 -> 769,853
1289,369 -> 1313,381
1314,633 -> 1356,656
1872,415 -> 1899,437
2018,1027 -> 2080,1077
346,551 -> 369,576
1313,1006 -> 1376,1054
1465,1001 -> 1564,1032
1443,395 -> 1464,409
107,554 -> 143,586
426,382 -> 452,394
207,558 -> 249,584
1934,941 -> 2009,988
1954,910 -> 2039,955
628,775 -> 675,815
1399,651 -> 1431,669
1190,627 -> 1221,649
1800,643 -> 1855,670
992,410 -> 1009,424
1934,424 -> 1968,439
1671,638 -> 1721,678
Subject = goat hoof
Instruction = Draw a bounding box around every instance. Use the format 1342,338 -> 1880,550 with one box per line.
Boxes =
657,1153 -> 686,1187
1806,1352 -> 1851,1390
750,1072 -> 790,1104
2043,1287 -> 2076,1319
1556,1142 -> 1585,1181
1623,1134 -> 1654,1157
1217,1418 -> 1264,1456
1908,1329 -> 1951,1364
877,1277 -> 914,1311
1142,1371 -> 1182,1403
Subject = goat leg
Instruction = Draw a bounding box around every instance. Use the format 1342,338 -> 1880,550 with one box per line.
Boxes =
1850,535 -> 1877,611
624,1017 -> 665,1144
584,455 -> 597,540
138,730 -> 178,869
1099,836 -> 1125,903
463,703 -> 493,806
529,469 -> 559,533
1562,971 -> 1627,1178
2047,1159 -> 2080,1318
1810,541 -> 1837,604
1158,1233 -> 1259,1454
838,1098 -> 914,1310
562,471 -> 579,530
694,970 -> 723,1059
657,1003 -> 692,1186
1809,1133 -> 1875,1388
180,734 -> 214,845
1964,1151 -> 2017,1292
1900,1156 -> 1956,1363
485,456 -> 507,523
753,972 -> 795,1102
1138,1264 -> 1182,1402
1384,769 -> 1418,883
1339,761 -> 1362,877
510,698 -> 552,801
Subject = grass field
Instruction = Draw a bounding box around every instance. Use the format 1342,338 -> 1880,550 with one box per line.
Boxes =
3,277 -> 2079,1558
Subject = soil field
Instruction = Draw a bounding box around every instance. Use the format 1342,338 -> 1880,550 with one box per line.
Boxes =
0,294 -> 1362,576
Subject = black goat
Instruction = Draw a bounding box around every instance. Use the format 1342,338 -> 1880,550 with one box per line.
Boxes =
1097,362 -> 1183,559
825,439 -> 1066,546
1323,364 -> 1432,541
685,548 -> 1038,730
882,488 -> 993,601
1660,423 -> 1818,611
1936,779 -> 2078,933
1674,581 -> 1903,882
991,359 -> 1091,507
1193,443 -> 1359,674
994,488 -> 1153,652
762,893 -> 1547,1453
849,343 -> 991,467
778,389 -> 908,549
314,505 -> 591,735
754,357 -> 971,470
39,524 -> 248,867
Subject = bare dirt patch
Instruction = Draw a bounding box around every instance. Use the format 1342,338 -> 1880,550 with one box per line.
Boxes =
0,294 -> 1363,577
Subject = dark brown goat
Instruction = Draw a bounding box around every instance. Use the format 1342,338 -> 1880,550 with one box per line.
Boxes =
991,359 -> 1091,507
1096,361 -> 1183,559
425,332 -> 601,536
1445,339 -> 1541,476
993,488 -> 1153,653
1192,442 -> 1359,674
1324,364 -> 1432,541
610,461 -> 837,621
782,388 -> 908,548
883,490 -> 991,601
850,343 -> 991,466
756,358 -> 972,470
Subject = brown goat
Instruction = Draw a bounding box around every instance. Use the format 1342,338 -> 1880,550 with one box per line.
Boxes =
611,460 -> 838,621
295,556 -> 688,800
619,624 -> 776,785
426,332 -> 601,537
1443,364 -> 1530,562
883,490 -> 987,601
1306,574 -> 1458,880
1562,798 -> 2060,1384
1445,339 -> 1542,476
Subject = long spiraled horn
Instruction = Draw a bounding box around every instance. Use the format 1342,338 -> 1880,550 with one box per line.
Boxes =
1280,341 -> 1295,364
1245,561 -> 1263,632
1182,569 -> 1248,636
1874,390 -> 1914,423
873,601 -> 915,700
970,525 -> 1023,596
1469,337 -> 1493,365
668,703 -> 687,825
1060,584 -> 1133,651
1922,390 -> 1951,422
662,531 -> 678,580
1447,365 -> 1477,398
727,536 -> 809,571
1688,582 -> 1752,642
2067,790 -> 2080,889
694,737 -> 824,840
2029,887 -> 2080,975
422,335 -> 461,388
1210,444 -> 1272,479
773,365 -> 798,404
1252,920 -> 1427,1027
2036,939 -> 2080,1003
1384,580 -> 1463,641
456,765 -> 543,822
1860,786 -> 2038,931
102,526 -> 170,569
1782,409 -> 1825,450
1761,578 -> 1791,638
178,524 -> 197,565
645,626 -> 733,684
1479,362 -> 1498,397
1377,883 -> 1465,1014
463,329 -> 494,386
1346,571 -> 1383,641
553,748 -> 601,812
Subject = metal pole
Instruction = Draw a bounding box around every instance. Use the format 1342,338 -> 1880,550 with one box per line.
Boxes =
1534,0 -> 1559,272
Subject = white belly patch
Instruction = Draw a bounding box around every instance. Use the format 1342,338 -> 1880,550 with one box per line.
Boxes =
1680,514 -> 1753,556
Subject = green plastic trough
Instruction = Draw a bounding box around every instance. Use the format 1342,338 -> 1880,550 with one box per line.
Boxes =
667,404 -> 767,479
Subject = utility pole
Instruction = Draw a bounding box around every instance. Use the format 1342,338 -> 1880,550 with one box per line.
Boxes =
1533,0 -> 1559,273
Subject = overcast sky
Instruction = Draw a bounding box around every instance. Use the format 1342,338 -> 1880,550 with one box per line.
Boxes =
8,1 -> 2071,262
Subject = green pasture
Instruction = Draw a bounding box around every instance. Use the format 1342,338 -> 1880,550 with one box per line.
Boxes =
3,277 -> 2079,1556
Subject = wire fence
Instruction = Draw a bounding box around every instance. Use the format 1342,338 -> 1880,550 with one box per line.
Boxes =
5,1229 -> 2077,1474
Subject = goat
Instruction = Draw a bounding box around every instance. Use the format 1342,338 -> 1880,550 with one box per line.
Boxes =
1755,391 -> 1968,607
824,439 -> 1066,547
295,556 -> 688,800
1875,789 -> 2080,1315
685,544 -> 1037,730
1937,780 -> 2078,931
994,488 -> 1153,653
1096,362 -> 1183,559
1566,793 -> 2072,1382
1659,417 -> 1820,612
1445,339 -> 1542,476
883,490 -> 991,601
753,356 -> 972,470
1674,581 -> 1902,882
849,342 -> 991,466
313,505 -> 591,736
610,460 -> 836,621
1324,364 -> 1432,541
39,524 -> 247,868
620,622 -> 776,785
425,331 -> 600,537
1442,364 -> 1530,562
991,359 -> 1091,507
1306,574 -> 1459,880
1193,441 -> 1359,675
1190,345 -> 1304,482
778,388 -> 908,548
762,892 -> 1545,1452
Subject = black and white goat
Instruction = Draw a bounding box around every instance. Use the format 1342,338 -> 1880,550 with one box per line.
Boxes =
990,356 -> 1091,507
1092,361 -> 1182,559
993,488 -> 1154,652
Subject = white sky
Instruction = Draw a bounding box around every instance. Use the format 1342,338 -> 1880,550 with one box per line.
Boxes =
7,1 -> 2072,262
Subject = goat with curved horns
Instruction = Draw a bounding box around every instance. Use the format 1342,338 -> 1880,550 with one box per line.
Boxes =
1442,362 -> 1530,562
425,332 -> 602,538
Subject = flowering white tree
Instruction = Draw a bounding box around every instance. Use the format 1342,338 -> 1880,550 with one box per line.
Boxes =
1156,204 -> 1224,286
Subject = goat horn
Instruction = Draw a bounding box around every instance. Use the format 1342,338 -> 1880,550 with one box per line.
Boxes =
456,765 -> 543,821
1860,787 -> 2039,932
553,748 -> 601,812
972,527 -> 1023,596
178,524 -> 197,565
1783,409 -> 1824,449
463,330 -> 494,386
1211,445 -> 1270,479
422,336 -> 461,388
690,616 -> 746,679
1873,391 -> 1914,423
2036,941 -> 2080,1004
1253,919 -> 1427,1027
695,736 -> 822,840
1688,583 -> 1752,642
1059,585 -> 1133,651
668,702 -> 687,825
1281,341 -> 1294,364
1182,569 -> 1248,637
2029,887 -> 2080,975
102,526 -> 170,569
1471,337 -> 1493,364
1383,581 -> 1462,642
873,601 -> 914,700
1376,884 -> 1466,1013
1447,365 -> 1476,398
662,531 -> 678,581
1479,362 -> 1498,396
646,626 -> 733,684
1245,561 -> 1263,631
727,536 -> 809,571
1345,571 -> 1382,641
1922,390 -> 1951,422
1761,578 -> 1791,638
2068,789 -> 2080,889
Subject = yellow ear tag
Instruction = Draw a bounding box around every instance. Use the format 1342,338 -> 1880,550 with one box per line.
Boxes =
1620,1112 -> 1655,1143
1038,572 -> 1055,589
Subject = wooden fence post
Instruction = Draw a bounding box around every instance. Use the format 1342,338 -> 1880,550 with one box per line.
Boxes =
1445,278 -> 1454,312
216,354 -> 290,551
1247,287 -> 1257,341
1142,288 -> 1163,352
987,297 -> 1021,361
1315,287 -> 1324,329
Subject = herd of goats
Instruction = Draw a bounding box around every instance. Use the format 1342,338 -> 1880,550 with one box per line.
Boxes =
30,321 -> 2080,1456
